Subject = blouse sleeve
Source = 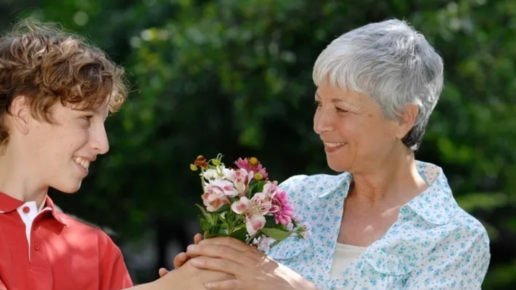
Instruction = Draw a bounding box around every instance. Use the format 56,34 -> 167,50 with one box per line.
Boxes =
404,223 -> 490,289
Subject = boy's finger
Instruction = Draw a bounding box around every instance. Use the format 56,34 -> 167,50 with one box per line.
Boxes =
173,252 -> 188,269
158,267 -> 168,277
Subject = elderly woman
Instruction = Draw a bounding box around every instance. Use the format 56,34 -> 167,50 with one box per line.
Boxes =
175,19 -> 491,290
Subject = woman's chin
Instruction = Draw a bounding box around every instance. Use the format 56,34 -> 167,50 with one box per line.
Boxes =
327,161 -> 352,173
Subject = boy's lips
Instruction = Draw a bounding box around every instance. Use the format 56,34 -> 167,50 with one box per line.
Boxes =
73,156 -> 95,172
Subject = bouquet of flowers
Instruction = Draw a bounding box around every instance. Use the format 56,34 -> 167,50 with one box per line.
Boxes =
190,154 -> 310,251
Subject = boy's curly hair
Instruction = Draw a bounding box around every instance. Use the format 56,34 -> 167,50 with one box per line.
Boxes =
0,18 -> 128,147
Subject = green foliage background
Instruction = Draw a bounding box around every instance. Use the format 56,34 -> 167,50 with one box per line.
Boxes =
1,0 -> 515,288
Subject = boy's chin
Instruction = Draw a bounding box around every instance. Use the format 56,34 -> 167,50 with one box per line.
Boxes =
52,181 -> 82,194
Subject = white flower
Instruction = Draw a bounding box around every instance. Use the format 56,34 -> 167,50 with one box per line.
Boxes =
258,237 -> 271,252
202,167 -> 233,181
227,168 -> 253,196
231,194 -> 272,236
246,214 -> 266,236
300,222 -> 311,240
206,179 -> 239,198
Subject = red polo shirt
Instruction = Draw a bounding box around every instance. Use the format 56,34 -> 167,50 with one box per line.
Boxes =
0,192 -> 133,290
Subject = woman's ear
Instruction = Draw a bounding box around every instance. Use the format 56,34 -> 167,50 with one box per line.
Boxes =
396,104 -> 418,139
8,95 -> 32,135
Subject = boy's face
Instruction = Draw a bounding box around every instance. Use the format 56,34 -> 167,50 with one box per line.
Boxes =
25,100 -> 110,193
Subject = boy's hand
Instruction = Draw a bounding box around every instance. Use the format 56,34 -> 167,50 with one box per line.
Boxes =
158,233 -> 204,277
153,260 -> 233,290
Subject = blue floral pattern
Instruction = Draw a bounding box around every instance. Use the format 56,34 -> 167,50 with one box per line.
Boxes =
267,161 -> 490,289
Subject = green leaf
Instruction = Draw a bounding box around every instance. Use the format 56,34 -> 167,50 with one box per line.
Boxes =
210,204 -> 230,213
199,218 -> 211,232
260,228 -> 292,241
253,181 -> 267,193
195,204 -> 210,220
269,239 -> 282,249
264,215 -> 279,228
246,182 -> 258,198
229,228 -> 247,242
206,224 -> 221,238
234,223 -> 246,231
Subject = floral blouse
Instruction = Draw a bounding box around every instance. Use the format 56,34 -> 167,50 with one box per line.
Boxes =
267,161 -> 491,289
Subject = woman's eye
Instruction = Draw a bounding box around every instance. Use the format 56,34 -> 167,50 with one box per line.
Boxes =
336,107 -> 348,113
314,101 -> 322,107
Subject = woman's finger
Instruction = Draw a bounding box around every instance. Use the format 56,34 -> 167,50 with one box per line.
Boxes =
189,257 -> 243,276
187,244 -> 246,263
204,279 -> 244,290
190,241 -> 266,264
199,237 -> 261,254
194,233 -> 204,244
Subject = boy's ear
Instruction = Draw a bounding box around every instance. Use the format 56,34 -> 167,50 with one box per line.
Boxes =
8,95 -> 32,135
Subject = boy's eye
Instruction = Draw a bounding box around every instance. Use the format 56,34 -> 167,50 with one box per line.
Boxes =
81,115 -> 93,121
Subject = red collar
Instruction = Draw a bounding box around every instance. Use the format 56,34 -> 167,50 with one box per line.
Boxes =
0,192 -> 67,226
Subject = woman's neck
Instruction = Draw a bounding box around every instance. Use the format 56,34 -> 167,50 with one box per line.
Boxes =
348,148 -> 428,209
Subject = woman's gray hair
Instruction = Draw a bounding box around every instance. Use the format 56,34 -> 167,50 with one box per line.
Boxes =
313,19 -> 443,151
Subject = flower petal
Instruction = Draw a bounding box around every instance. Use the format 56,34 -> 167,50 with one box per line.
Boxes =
231,197 -> 249,214
246,214 -> 266,236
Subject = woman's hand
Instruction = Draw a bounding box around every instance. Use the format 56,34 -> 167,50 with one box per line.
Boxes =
186,237 -> 320,290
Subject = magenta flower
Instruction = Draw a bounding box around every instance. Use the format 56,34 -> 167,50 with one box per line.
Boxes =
253,164 -> 269,180
234,158 -> 269,181
234,158 -> 251,171
270,188 -> 295,225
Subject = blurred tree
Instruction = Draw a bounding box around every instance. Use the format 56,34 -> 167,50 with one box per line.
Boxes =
1,0 -> 515,288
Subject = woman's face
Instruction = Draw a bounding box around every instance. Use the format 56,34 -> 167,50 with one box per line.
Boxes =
313,83 -> 407,174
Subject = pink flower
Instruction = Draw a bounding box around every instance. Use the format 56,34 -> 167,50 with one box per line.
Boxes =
261,182 -> 280,198
230,196 -> 250,214
246,214 -> 266,236
208,179 -> 239,197
227,168 -> 252,196
253,164 -> 269,180
270,188 -> 295,225
231,193 -> 272,235
234,158 -> 269,181
202,180 -> 238,212
234,158 -> 251,172
202,190 -> 228,212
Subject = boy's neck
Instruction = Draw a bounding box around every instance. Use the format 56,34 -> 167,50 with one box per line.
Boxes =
0,150 -> 48,209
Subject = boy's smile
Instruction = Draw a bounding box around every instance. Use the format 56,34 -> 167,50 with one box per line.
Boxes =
9,100 -> 112,194
73,156 -> 95,175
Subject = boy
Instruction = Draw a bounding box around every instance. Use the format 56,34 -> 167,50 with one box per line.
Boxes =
0,19 -> 229,290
